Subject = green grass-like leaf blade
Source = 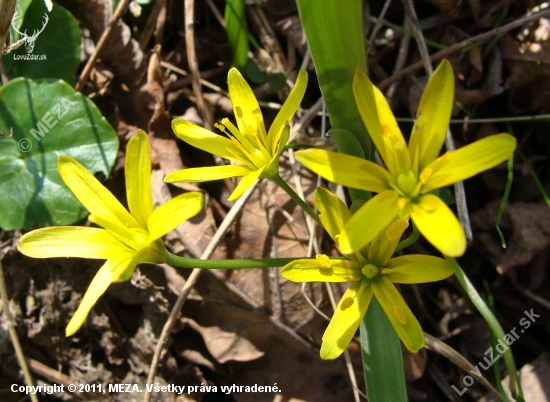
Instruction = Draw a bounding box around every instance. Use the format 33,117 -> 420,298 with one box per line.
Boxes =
296,0 -> 372,158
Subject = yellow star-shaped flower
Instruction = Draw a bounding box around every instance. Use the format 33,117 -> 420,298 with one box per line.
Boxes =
295,60 -> 516,256
281,188 -> 453,359
18,130 -> 204,335
165,68 -> 308,201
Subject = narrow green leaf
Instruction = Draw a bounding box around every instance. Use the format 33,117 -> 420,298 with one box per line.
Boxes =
295,0 -> 372,158
225,0 -> 249,70
446,257 -> 519,396
517,148 -> 550,207
361,297 -> 408,401
495,155 -> 514,248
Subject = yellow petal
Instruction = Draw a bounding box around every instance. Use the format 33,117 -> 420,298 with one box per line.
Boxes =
274,123 -> 290,159
410,194 -> 466,257
18,227 -> 127,259
353,69 -> 407,176
314,187 -> 352,243
267,69 -> 308,150
227,167 -> 263,201
321,281 -> 373,360
371,276 -> 425,353
408,60 -> 454,171
58,156 -> 139,229
227,68 -> 263,135
422,134 -> 517,192
126,130 -> 154,228
65,252 -> 134,336
295,149 -> 392,193
385,255 -> 453,283
164,165 -> 250,183
89,214 -> 148,251
172,118 -> 240,161
281,259 -> 363,282
148,192 -> 204,241
338,191 -> 401,254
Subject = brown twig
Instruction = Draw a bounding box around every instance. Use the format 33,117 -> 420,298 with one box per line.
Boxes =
0,260 -> 39,402
0,0 -> 17,56
143,183 -> 257,402
288,97 -> 323,143
378,6 -> 550,91
75,0 -> 131,92
385,15 -> 411,104
139,0 -> 166,49
184,0 -> 212,130
26,358 -> 83,398
205,0 -> 226,29
401,0 -> 473,243
424,333 -> 504,400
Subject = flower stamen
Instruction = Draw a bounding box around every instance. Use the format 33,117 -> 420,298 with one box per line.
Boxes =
316,254 -> 332,269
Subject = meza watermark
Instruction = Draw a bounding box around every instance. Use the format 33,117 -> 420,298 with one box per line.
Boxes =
452,308 -> 540,396
18,97 -> 76,152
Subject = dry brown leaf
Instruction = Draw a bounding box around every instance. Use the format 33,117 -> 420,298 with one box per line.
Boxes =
186,318 -> 265,364
403,346 -> 427,381
183,288 -> 358,402
471,200 -> 550,273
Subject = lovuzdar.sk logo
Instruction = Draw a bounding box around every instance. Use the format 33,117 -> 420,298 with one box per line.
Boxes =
10,11 -> 49,60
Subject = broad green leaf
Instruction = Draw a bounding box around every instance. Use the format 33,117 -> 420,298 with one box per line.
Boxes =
10,0 -> 34,31
0,78 -> 119,230
225,0 -> 249,70
244,59 -> 266,83
361,298 -> 408,401
5,0 -> 81,85
267,71 -> 287,92
295,0 -> 372,159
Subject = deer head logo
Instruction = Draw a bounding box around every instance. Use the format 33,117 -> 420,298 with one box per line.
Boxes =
11,12 -> 49,54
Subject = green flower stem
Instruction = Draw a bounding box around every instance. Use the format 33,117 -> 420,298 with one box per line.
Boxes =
395,222 -> 420,252
166,252 -> 301,269
271,174 -> 321,225
446,256 -> 518,395
167,253 -> 350,270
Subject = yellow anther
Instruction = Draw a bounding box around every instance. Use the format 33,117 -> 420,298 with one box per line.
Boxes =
381,268 -> 393,275
386,218 -> 409,241
394,306 -> 408,324
419,167 -> 432,184
334,234 -> 341,245
341,297 -> 354,310
315,254 -> 332,269
214,123 -> 226,132
235,106 -> 243,118
252,108 -> 262,118
381,124 -> 392,138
